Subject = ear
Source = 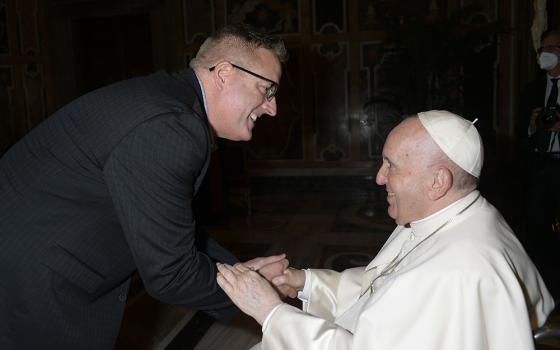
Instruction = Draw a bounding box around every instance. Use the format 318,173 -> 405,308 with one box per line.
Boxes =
210,61 -> 234,90
428,167 -> 453,200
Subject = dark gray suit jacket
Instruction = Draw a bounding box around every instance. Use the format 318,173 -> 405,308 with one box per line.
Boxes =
519,75 -> 551,156
0,68 -> 238,349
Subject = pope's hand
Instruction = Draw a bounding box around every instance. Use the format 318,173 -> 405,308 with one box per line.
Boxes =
243,254 -> 286,271
216,263 -> 282,325
243,254 -> 289,282
243,254 -> 290,297
272,267 -> 306,298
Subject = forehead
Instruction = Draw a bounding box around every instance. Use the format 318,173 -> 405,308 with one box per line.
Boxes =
254,48 -> 282,82
542,34 -> 560,46
383,118 -> 435,166
383,122 -> 415,160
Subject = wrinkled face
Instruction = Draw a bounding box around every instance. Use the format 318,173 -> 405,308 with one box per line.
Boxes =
375,118 -> 432,225
215,48 -> 281,141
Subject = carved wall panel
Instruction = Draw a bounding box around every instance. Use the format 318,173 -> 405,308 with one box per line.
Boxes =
358,0 -> 380,31
225,0 -> 300,33
311,42 -> 350,161
183,0 -> 214,44
247,46 -> 303,160
16,0 -> 40,55
0,0 -> 7,54
313,0 -> 346,33
0,0 -> 518,174
460,0 -> 496,20
358,41 -> 402,160
182,0 -> 216,66
0,0 -> 46,152
22,62 -> 45,130
0,66 -> 13,152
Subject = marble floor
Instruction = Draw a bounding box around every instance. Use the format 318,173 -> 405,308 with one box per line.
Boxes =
116,176 -> 560,350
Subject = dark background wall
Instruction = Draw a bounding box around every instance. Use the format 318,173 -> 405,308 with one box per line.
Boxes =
0,0 -> 558,222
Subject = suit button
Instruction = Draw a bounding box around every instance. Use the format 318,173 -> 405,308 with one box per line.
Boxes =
118,293 -> 127,302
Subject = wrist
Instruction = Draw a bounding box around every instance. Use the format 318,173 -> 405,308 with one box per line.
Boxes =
256,301 -> 283,325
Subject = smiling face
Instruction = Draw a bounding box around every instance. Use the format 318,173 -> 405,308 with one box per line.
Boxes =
211,48 -> 281,141
375,117 -> 437,225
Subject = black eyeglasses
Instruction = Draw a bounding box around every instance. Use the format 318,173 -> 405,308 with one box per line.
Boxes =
209,63 -> 279,101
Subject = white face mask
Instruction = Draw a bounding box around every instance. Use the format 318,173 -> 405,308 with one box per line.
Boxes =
539,52 -> 559,71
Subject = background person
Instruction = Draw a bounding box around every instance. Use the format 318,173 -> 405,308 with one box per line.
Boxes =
518,29 -> 560,296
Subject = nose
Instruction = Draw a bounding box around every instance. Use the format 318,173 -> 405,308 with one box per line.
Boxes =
376,163 -> 387,185
261,97 -> 277,117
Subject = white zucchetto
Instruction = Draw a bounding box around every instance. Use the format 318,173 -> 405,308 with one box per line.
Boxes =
418,110 -> 484,178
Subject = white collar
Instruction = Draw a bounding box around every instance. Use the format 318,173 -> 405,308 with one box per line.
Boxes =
410,190 -> 480,238
365,190 -> 481,271
193,71 -> 209,115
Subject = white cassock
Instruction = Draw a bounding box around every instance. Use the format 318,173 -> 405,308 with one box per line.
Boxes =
261,191 -> 555,349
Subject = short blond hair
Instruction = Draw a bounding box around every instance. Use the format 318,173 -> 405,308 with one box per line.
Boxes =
190,23 -> 288,70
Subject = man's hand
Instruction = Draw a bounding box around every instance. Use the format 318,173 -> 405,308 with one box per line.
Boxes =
272,267 -> 306,299
243,254 -> 290,297
243,254 -> 286,271
530,107 -> 542,131
243,254 -> 289,281
216,263 -> 282,325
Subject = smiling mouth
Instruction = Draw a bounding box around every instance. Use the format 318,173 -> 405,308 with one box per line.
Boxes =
249,113 -> 257,122
387,191 -> 396,197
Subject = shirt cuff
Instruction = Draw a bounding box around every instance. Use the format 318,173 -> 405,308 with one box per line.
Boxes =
297,269 -> 311,301
261,303 -> 284,332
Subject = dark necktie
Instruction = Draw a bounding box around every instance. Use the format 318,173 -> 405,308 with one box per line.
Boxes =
547,78 -> 559,107
547,78 -> 559,153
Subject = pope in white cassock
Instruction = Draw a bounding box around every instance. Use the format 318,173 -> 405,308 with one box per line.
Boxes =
216,110 -> 555,350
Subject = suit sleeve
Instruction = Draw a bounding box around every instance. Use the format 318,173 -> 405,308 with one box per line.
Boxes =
195,227 -> 239,265
518,79 -> 545,155
103,113 -> 238,320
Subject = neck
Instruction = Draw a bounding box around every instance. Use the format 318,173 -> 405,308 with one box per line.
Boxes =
194,68 -> 220,135
417,188 -> 475,223
411,189 -> 478,227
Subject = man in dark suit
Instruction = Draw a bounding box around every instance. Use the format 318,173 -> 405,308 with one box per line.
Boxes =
0,23 -> 288,349
519,29 -> 560,296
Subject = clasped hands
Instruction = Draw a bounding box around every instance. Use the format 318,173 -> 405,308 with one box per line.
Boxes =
216,254 -> 305,325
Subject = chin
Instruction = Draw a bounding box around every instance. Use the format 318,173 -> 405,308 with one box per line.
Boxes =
392,213 -> 407,225
243,129 -> 254,141
240,133 -> 252,141
226,131 -> 252,141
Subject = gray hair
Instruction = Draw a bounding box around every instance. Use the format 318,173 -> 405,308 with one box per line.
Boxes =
428,150 -> 479,191
451,164 -> 479,191
190,23 -> 288,70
